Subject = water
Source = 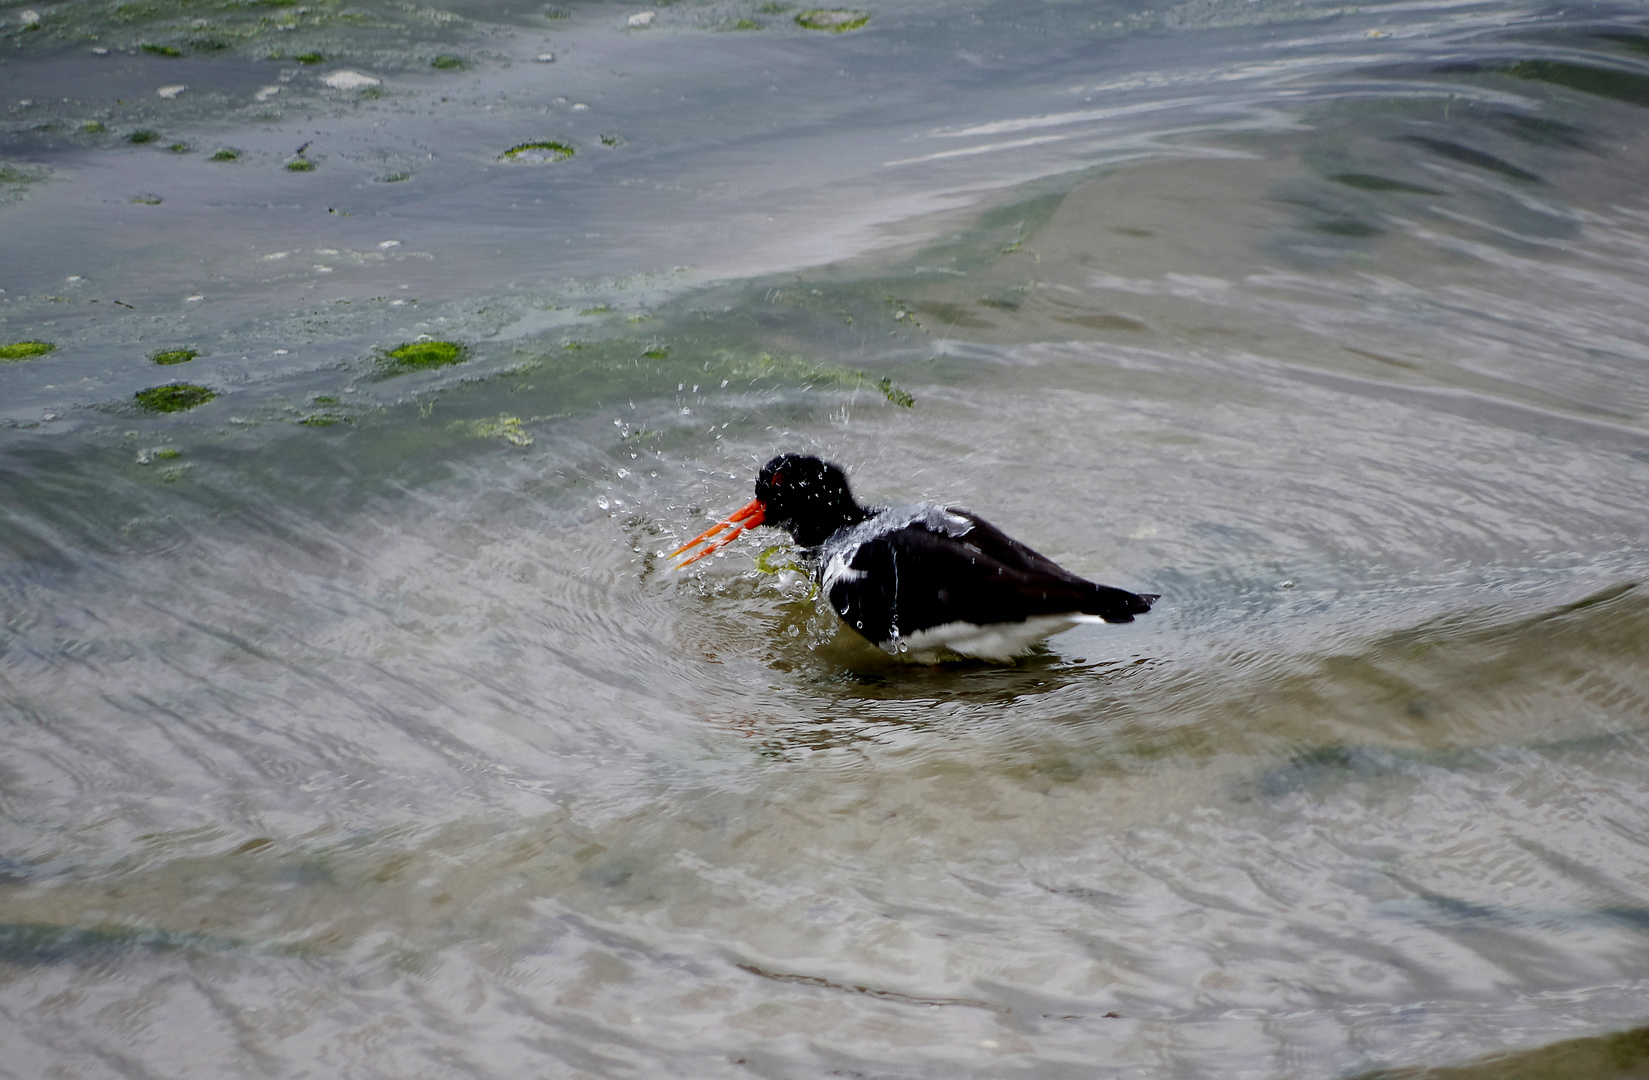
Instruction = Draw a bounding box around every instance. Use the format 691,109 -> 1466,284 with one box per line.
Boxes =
3,0 -> 1649,1075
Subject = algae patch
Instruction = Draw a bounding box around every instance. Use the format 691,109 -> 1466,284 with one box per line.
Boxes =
128,129 -> 159,144
285,157 -> 316,172
502,140 -> 574,163
431,54 -> 464,70
382,339 -> 467,371
876,376 -> 914,408
1,340 -> 55,362
151,348 -> 197,366
209,148 -> 240,162
795,9 -> 868,31
135,383 -> 216,413
453,415 -> 532,446
0,162 -> 50,205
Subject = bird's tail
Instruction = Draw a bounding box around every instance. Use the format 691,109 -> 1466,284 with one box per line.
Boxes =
1082,585 -> 1157,624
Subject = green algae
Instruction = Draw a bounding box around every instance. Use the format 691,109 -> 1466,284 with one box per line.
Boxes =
579,304 -> 612,315
81,121 -> 107,134
131,193 -> 163,204
0,164 -> 44,185
153,447 -> 182,460
128,129 -> 159,144
382,339 -> 467,371
600,134 -> 624,147
755,544 -> 805,574
285,157 -> 316,172
295,50 -> 324,63
453,414 -> 532,446
726,18 -> 762,30
501,140 -> 574,163
795,8 -> 868,31
209,148 -> 240,162
876,376 -> 914,408
431,54 -> 464,69
642,345 -> 670,360
0,340 -> 56,362
151,348 -> 197,366
134,383 -> 216,413
379,171 -> 411,182
140,42 -> 182,56
167,141 -> 191,154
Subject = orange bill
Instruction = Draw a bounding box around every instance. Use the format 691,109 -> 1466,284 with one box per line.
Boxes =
669,498 -> 766,567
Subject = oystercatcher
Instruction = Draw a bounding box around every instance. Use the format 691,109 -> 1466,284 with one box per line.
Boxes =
670,454 -> 1157,661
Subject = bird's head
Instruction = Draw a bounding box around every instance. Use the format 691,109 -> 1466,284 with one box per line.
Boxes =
754,454 -> 863,548
669,453 -> 867,567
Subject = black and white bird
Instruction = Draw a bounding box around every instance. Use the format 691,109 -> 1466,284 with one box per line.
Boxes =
670,454 -> 1157,662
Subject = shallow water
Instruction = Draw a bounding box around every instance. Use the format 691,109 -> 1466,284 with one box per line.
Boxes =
3,0 -> 1649,1076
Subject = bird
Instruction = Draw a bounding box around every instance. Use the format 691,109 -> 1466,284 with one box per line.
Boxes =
669,454 -> 1157,662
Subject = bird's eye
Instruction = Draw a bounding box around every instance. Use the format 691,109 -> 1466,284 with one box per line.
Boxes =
771,472 -> 784,486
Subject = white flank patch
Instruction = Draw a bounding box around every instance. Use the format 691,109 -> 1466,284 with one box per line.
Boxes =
820,549 -> 865,593
322,70 -> 380,90
892,613 -> 1104,664
157,85 -> 187,99
627,11 -> 655,27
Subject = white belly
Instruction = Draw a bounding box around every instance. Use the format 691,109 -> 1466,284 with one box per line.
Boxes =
886,613 -> 1105,663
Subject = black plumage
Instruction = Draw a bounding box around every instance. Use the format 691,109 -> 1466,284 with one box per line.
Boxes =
674,454 -> 1157,661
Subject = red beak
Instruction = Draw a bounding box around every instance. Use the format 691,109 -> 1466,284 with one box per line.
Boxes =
669,498 -> 766,568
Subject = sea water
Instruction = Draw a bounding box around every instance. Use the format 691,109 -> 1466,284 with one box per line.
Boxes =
3,0 -> 1648,1075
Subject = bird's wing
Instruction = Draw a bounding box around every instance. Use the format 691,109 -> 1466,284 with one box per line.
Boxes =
824,515 -> 1149,645
938,508 -> 1086,579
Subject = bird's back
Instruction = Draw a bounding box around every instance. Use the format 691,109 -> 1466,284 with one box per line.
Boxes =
817,505 -> 1155,658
